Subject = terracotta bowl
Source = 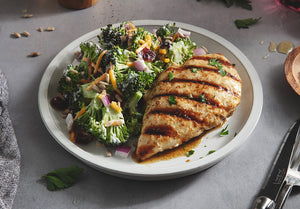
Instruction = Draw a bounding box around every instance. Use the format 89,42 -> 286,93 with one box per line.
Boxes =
284,46 -> 300,95
58,0 -> 98,10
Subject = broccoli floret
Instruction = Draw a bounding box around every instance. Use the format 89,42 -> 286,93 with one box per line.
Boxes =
57,65 -> 88,113
167,38 -> 197,65
98,24 -> 126,49
100,106 -> 129,145
99,49 -> 116,72
75,95 -> 103,135
156,23 -> 176,40
115,70 -> 156,101
80,41 -> 101,64
113,46 -> 136,73
130,27 -> 158,52
124,91 -> 143,136
75,95 -> 128,146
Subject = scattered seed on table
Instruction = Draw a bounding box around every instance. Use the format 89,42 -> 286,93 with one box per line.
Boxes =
13,32 -> 21,38
23,13 -> 33,18
45,27 -> 55,31
22,9 -> 27,13
28,52 -> 41,57
22,31 -> 30,37
37,27 -> 43,32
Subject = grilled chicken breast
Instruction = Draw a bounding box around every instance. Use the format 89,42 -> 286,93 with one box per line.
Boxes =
136,53 -> 242,161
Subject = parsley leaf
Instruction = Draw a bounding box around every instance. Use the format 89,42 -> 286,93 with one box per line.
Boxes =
168,72 -> 175,81
186,150 -> 195,157
208,58 -> 227,76
223,0 -> 252,10
234,17 -> 261,29
191,67 -> 203,73
218,68 -> 228,76
220,125 -> 229,136
198,0 -> 252,10
42,165 -> 83,191
199,94 -> 207,103
168,95 -> 177,105
208,150 -> 216,154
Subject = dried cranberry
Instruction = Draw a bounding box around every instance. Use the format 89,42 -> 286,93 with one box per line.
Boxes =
139,48 -> 156,62
50,96 -> 68,111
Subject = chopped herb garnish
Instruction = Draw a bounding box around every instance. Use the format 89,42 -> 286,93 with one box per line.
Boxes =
191,67 -> 203,73
186,150 -> 195,157
168,95 -> 177,105
208,150 -> 216,155
220,124 -> 229,136
199,94 -> 207,103
191,68 -> 197,73
218,68 -> 228,76
168,72 -> 175,81
224,0 -> 252,10
208,58 -> 227,76
42,165 -> 83,191
234,17 -> 261,29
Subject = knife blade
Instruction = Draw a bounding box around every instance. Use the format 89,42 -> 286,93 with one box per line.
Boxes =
251,119 -> 300,209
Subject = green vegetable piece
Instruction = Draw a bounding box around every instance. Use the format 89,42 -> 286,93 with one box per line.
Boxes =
223,0 -> 252,10
218,68 -> 228,77
234,17 -> 261,29
208,150 -> 216,155
220,124 -> 229,136
168,72 -> 175,81
199,94 -> 207,103
191,68 -> 198,73
208,58 -> 227,77
168,95 -> 177,105
81,83 -> 98,99
42,165 -> 83,191
186,150 -> 195,157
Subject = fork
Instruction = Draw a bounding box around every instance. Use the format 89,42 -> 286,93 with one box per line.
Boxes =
275,131 -> 300,209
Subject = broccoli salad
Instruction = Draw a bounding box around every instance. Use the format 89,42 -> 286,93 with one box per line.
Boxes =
50,21 -> 206,155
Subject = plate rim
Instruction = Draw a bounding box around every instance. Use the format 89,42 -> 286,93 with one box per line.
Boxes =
38,19 -> 263,180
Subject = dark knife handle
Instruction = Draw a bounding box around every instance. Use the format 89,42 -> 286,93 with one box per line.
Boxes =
252,196 -> 275,209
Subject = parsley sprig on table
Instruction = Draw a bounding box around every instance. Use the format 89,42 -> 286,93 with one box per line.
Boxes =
234,17 -> 262,29
223,0 -> 252,10
42,165 -> 83,191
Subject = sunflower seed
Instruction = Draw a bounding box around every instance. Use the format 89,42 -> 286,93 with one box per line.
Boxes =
23,14 -> 33,18
22,31 -> 30,37
37,27 -> 43,32
13,32 -> 21,38
28,52 -> 41,57
45,27 -> 55,31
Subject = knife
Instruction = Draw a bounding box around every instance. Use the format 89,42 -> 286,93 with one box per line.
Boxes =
251,119 -> 300,209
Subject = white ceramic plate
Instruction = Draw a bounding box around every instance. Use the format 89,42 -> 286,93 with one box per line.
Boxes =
38,20 -> 263,180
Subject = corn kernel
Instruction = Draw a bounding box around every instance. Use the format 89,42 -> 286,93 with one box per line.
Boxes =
163,58 -> 170,63
159,49 -> 167,55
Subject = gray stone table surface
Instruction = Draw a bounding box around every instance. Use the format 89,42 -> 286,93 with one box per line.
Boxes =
1,0 -> 300,208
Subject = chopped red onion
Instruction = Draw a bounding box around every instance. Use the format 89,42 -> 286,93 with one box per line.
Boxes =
193,47 -> 207,56
101,95 -> 110,106
178,28 -> 191,37
115,145 -> 132,158
65,113 -> 74,132
134,59 -> 153,73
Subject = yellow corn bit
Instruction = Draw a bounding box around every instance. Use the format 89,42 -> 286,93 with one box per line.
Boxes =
98,90 -> 107,99
159,49 -> 167,55
163,58 -> 170,63
110,101 -> 122,113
